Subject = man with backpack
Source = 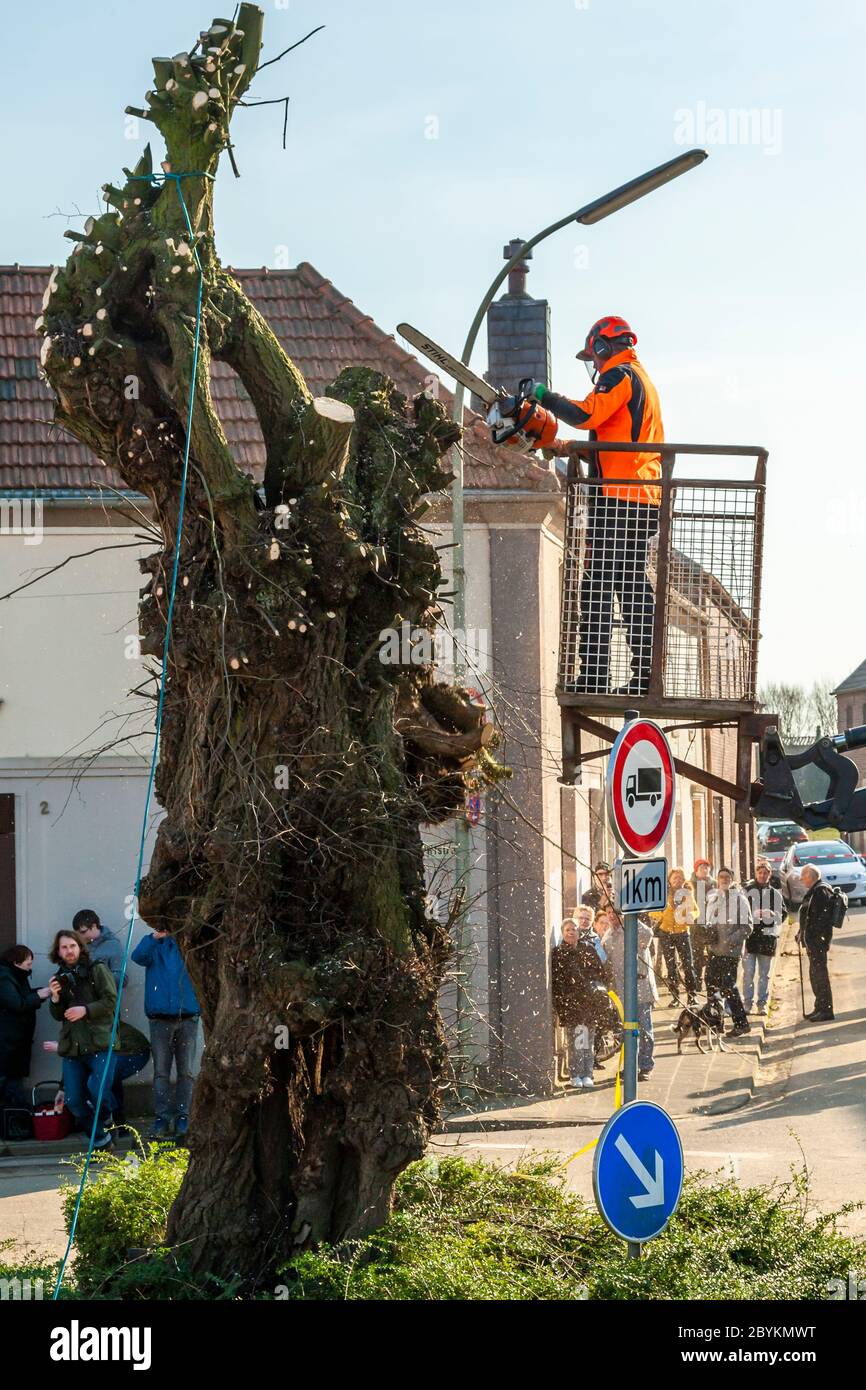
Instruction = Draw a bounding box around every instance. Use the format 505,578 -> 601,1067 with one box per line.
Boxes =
796,865 -> 844,1022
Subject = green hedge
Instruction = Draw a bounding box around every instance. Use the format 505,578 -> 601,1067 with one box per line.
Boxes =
282,1155 -> 865,1301
3,1147 -> 862,1300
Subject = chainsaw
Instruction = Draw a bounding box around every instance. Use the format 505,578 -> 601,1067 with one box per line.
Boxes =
397,322 -> 561,454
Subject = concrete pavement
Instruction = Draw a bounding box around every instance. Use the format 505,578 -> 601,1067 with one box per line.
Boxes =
442,1003 -> 763,1130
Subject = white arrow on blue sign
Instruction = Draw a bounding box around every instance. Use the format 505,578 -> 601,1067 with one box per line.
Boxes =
593,1101 -> 684,1243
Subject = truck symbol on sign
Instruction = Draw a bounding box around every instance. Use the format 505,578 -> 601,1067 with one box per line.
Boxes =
626,768 -> 661,809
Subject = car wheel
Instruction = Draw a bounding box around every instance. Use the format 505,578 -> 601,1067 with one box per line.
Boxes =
627,795 -> 634,808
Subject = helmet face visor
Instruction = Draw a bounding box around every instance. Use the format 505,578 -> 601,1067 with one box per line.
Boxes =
582,356 -> 599,386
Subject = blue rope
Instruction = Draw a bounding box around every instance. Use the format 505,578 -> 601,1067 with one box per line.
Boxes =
53,171 -> 213,1299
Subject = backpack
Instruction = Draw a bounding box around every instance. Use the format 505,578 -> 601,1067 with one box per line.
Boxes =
829,887 -> 848,930
1,1104 -> 33,1142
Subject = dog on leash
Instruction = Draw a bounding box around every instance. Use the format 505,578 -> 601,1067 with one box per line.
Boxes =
672,992 -> 728,1054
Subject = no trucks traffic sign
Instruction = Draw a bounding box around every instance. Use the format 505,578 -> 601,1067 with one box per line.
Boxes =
606,718 -> 676,857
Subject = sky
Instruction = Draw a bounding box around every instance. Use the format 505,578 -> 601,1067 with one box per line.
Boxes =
2,0 -> 864,690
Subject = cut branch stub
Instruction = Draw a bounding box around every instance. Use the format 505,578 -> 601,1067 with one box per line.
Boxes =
396,705 -> 496,762
277,396 -> 355,496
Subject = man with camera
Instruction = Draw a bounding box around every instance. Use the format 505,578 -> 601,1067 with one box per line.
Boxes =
48,929 -> 118,1150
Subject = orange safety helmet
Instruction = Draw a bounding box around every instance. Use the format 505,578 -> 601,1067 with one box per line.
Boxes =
576,315 -> 637,362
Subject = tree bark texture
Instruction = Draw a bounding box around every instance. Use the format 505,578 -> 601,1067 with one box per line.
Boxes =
40,5 -> 505,1285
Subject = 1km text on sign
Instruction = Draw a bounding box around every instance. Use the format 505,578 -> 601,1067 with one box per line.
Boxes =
615,857 -> 667,913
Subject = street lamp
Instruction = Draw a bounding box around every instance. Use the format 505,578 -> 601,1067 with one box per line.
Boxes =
448,149 -> 708,1087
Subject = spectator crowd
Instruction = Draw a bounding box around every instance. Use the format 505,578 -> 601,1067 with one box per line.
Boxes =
1,852 -> 848,1135
552,850 -> 842,1089
0,909 -> 199,1148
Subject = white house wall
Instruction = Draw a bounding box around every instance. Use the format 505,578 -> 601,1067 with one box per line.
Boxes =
0,528 -> 153,760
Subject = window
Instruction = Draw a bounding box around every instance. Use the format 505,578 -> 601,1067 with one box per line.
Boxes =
792,844 -> 857,865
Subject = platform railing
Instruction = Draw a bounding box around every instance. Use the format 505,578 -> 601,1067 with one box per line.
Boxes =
557,444 -> 767,715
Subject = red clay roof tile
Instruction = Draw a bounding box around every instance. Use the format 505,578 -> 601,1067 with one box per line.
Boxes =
0,264 -> 559,496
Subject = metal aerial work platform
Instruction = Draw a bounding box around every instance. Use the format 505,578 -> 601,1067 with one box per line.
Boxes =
557,442 -> 775,822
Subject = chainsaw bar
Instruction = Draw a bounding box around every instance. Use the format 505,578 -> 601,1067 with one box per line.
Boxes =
397,322 -> 499,406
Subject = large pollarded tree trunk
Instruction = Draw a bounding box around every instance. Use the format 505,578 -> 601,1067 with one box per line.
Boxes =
40,6 -> 503,1285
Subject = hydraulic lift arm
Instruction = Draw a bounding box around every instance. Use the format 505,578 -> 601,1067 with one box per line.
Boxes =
751,724 -> 866,832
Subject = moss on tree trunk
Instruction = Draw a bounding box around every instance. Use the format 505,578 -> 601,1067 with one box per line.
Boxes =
41,5 -> 506,1286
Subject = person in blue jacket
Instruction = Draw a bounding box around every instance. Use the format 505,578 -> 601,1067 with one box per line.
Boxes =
130,929 -> 200,1137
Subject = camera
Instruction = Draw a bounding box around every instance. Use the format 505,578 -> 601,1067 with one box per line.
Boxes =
52,965 -> 78,1005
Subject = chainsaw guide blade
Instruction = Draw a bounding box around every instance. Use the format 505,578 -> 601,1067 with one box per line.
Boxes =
396,322 -> 500,406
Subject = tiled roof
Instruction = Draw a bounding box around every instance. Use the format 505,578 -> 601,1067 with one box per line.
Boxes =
0,264 -> 558,496
833,658 -> 866,696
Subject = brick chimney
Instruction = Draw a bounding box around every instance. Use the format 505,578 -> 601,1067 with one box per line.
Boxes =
472,238 -> 551,412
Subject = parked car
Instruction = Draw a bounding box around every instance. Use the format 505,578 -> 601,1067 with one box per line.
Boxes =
761,848 -> 787,878
778,840 -> 866,907
758,820 -> 809,853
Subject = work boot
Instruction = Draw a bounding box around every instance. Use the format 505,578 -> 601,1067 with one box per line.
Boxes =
808,1010 -> 834,1022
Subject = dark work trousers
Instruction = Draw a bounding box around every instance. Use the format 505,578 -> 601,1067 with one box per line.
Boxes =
579,495 -> 659,691
660,931 -> 697,1001
807,945 -> 833,1014
705,956 -> 748,1028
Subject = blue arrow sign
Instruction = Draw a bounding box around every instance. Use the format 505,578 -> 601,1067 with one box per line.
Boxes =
593,1101 -> 684,1243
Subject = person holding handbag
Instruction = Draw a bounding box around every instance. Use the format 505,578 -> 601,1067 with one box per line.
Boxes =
705,868 -> 752,1038
743,858 -> 786,1015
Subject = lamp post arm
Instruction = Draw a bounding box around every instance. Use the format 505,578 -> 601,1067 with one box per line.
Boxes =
446,147 -> 707,1091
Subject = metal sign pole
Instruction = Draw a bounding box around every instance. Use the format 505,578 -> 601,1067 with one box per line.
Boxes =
623,908 -> 639,1106
623,902 -> 640,1260
597,704 -> 681,1264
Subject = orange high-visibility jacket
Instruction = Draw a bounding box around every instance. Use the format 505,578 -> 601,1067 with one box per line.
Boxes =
539,348 -> 663,506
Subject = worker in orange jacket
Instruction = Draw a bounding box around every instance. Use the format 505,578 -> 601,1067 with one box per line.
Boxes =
522,316 -> 664,697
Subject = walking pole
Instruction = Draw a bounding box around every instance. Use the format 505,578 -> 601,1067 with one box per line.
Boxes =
797,935 -> 806,1018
